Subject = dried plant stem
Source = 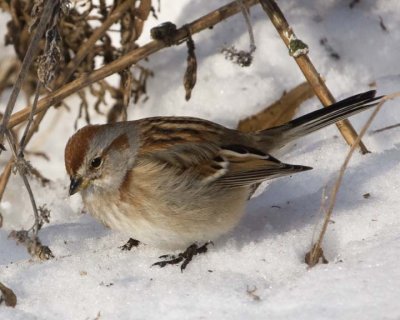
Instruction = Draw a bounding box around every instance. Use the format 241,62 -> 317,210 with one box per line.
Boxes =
23,109 -> 48,151
60,0 -> 135,84
0,0 -> 59,147
0,87 -> 48,237
0,108 -> 48,204
236,0 -> 256,52
7,0 -> 259,130
5,130 -> 40,236
258,0 -> 369,154
19,82 -> 41,155
0,159 -> 13,200
4,101 -> 53,258
307,93 -> 399,267
372,122 -> 400,134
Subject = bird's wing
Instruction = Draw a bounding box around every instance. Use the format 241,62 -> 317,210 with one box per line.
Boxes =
213,144 -> 312,187
135,117 -> 311,188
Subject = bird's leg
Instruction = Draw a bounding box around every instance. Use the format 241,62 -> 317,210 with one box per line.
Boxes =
152,241 -> 213,271
119,238 -> 141,251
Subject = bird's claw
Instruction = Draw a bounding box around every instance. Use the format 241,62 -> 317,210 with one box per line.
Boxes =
119,238 -> 140,251
152,242 -> 213,271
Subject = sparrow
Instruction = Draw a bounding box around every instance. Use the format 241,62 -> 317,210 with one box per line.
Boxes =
65,90 -> 382,270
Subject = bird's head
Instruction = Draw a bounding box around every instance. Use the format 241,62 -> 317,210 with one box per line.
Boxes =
64,123 -> 138,196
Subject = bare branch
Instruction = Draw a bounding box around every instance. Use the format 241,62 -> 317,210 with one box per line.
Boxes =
258,0 -> 369,154
19,82 -> 42,156
0,159 -> 13,201
5,130 -> 40,236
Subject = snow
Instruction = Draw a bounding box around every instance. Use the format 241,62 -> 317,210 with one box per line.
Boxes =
1,0 -> 400,319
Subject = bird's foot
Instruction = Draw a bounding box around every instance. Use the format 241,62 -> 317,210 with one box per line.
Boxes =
119,238 -> 140,251
152,241 -> 213,271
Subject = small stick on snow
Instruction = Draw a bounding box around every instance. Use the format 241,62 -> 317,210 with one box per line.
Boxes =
306,92 -> 400,267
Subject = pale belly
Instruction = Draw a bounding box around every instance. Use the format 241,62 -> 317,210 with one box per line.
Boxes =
82,187 -> 250,250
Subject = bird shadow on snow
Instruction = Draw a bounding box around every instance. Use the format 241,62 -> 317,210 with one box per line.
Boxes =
0,216 -> 112,265
39,214 -> 112,250
222,144 -> 400,249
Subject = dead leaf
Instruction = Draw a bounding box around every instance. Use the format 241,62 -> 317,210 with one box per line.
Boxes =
238,82 -> 314,132
0,282 -> 17,307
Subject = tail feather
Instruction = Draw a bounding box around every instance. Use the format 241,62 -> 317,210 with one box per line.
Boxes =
260,90 -> 383,150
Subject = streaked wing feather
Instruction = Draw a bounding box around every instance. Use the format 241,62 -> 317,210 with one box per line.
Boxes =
135,118 -> 312,187
200,144 -> 312,187
215,159 -> 312,187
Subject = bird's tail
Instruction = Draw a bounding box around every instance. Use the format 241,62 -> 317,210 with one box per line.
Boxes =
259,90 -> 383,150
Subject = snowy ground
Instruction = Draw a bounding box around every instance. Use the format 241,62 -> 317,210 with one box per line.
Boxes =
1,1 -> 400,319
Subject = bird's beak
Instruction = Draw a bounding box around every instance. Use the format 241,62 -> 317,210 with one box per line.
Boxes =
69,176 -> 89,196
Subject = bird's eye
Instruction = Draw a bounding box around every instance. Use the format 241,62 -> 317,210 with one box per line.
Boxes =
90,157 -> 102,169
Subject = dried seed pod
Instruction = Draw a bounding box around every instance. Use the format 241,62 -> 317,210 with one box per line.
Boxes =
183,31 -> 197,101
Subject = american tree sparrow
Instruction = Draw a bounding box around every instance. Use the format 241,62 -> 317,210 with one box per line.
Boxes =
65,90 -> 382,270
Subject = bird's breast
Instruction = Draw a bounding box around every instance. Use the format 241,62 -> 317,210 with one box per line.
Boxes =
81,172 -> 250,250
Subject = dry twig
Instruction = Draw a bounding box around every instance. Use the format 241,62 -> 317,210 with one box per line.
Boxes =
237,0 -> 256,53
0,160 -> 13,201
371,122 -> 400,134
222,0 -> 256,67
305,93 -> 399,267
258,0 -> 369,154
